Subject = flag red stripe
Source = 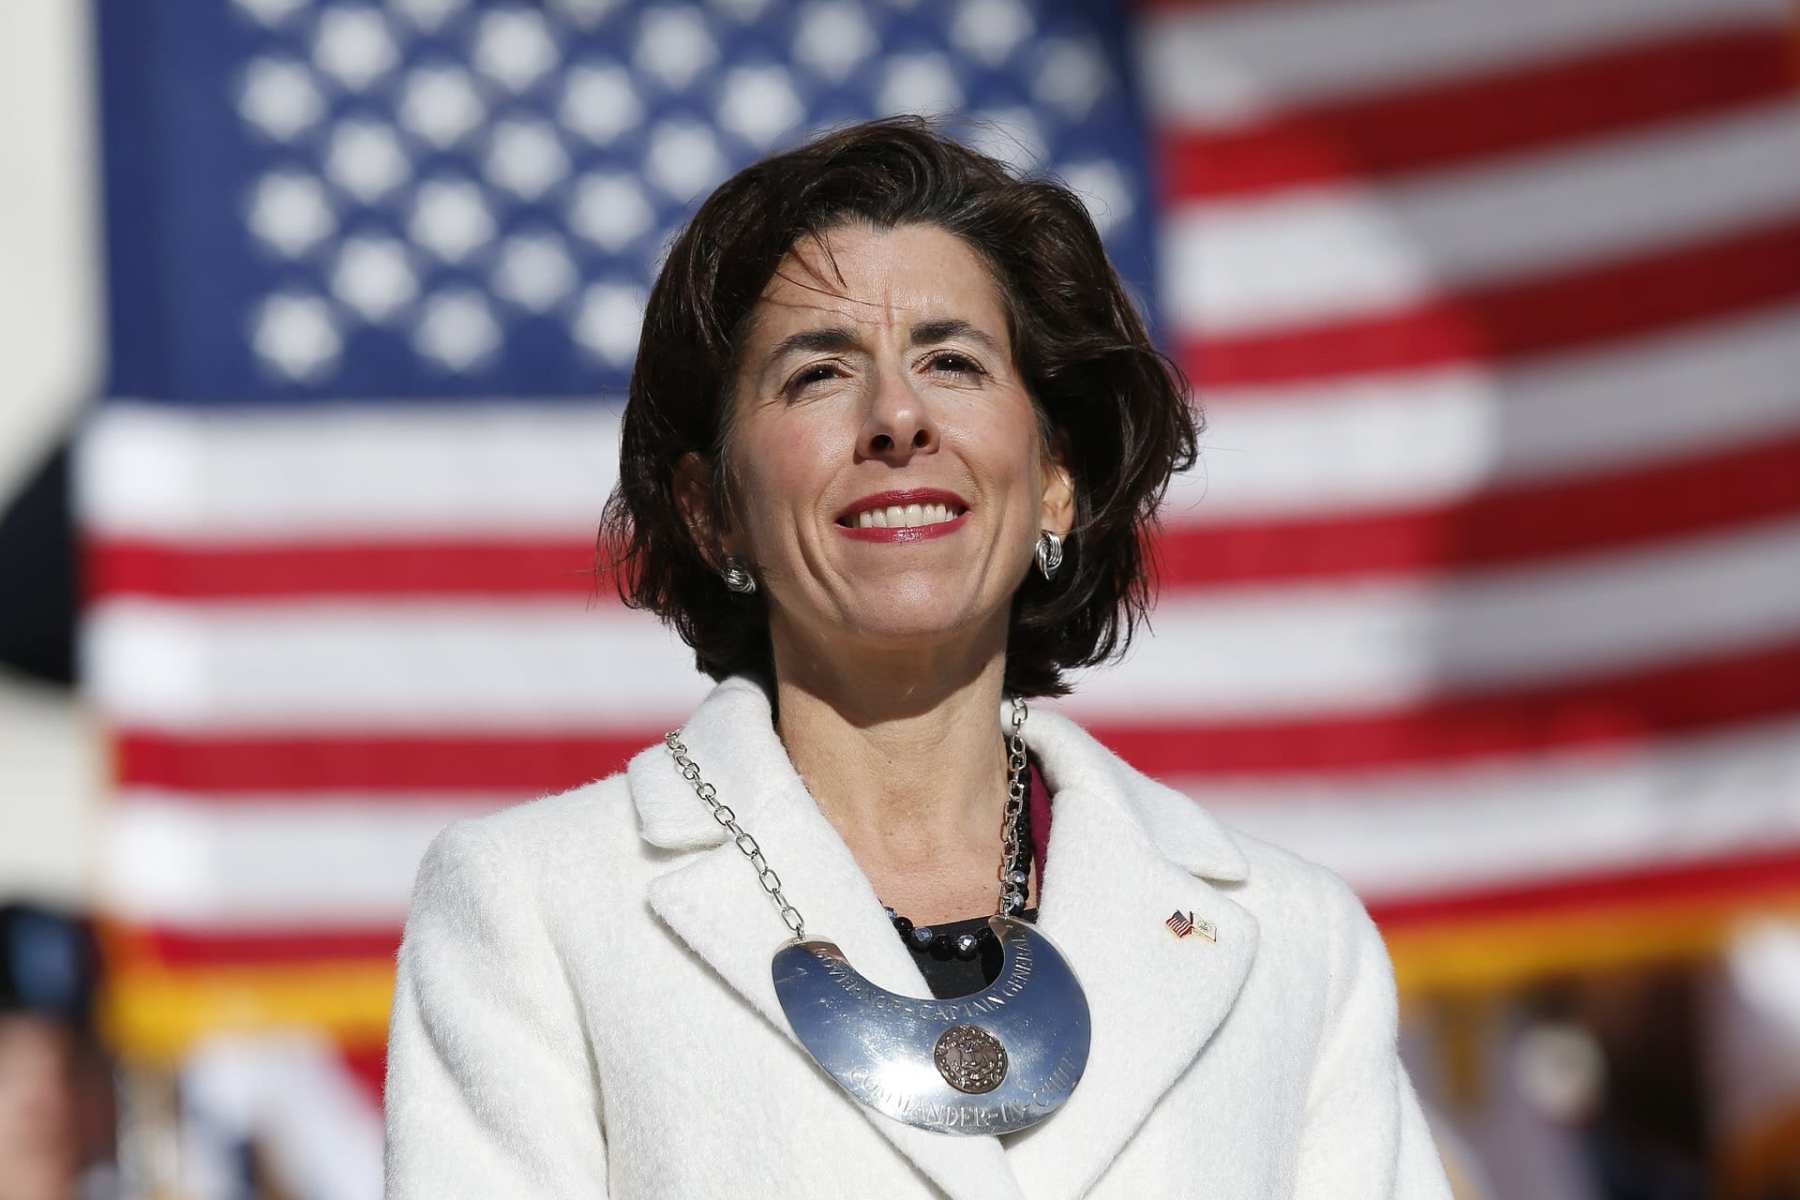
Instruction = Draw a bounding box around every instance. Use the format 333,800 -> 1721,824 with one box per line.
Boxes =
1091,638 -> 1800,776
115,637 -> 1800,792
86,537 -> 605,600
1181,213 -> 1800,387
1369,843 -> 1800,927
1158,431 -> 1800,585
1159,27 -> 1797,199
116,729 -> 645,794
341,1045 -> 387,1108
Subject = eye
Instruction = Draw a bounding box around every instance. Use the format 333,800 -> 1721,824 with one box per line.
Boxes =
784,361 -> 843,394
925,351 -> 985,377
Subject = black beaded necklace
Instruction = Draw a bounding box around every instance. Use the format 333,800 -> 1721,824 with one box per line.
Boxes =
880,767 -> 1038,962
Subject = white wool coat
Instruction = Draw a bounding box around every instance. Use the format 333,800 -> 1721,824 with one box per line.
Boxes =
384,675 -> 1453,1199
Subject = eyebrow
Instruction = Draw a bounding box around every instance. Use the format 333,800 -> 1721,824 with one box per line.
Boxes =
763,317 -> 1003,370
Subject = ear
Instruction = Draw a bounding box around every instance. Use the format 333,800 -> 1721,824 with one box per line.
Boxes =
674,451 -> 731,568
1039,430 -> 1075,538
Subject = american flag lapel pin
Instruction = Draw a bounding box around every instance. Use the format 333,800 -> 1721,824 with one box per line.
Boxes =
1167,910 -> 1217,942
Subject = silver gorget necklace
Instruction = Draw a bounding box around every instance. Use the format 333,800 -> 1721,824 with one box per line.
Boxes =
663,697 -> 1091,1135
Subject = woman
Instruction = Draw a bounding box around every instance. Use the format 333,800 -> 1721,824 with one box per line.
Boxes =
384,117 -> 1453,1199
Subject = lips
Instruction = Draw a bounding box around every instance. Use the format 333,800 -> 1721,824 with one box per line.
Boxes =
836,488 -> 969,527
835,488 -> 970,543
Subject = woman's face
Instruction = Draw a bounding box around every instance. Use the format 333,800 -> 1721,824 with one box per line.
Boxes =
707,221 -> 1072,664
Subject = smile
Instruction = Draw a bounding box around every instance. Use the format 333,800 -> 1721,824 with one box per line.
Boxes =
835,488 -> 970,543
849,501 -> 961,529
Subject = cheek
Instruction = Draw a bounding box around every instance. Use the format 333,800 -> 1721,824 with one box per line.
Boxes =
731,417 -> 841,538
953,405 -> 1042,501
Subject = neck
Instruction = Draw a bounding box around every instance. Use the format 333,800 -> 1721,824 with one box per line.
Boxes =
768,618 -> 1015,916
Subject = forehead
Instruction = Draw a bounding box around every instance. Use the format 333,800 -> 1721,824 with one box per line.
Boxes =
745,222 -> 1010,344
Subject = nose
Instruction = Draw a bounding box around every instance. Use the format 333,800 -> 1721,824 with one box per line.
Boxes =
858,369 -> 939,462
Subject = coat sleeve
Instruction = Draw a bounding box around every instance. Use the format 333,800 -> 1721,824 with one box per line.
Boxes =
1291,872 -> 1453,1200
384,820 -> 609,1197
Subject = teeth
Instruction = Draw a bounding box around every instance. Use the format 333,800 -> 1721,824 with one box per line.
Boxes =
853,502 -> 961,529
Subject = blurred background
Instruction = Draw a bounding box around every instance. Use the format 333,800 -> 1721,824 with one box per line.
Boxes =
2,0 -> 1798,1196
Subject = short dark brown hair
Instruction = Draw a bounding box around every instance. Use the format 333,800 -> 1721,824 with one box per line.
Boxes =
600,116 -> 1200,698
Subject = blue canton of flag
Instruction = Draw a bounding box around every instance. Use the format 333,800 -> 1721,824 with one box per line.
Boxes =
99,0 -> 1158,404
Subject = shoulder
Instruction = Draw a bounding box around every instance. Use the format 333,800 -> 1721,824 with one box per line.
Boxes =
1228,823 -> 1370,924
1222,823 -> 1398,1023
429,768 -> 639,861
405,766 -> 657,938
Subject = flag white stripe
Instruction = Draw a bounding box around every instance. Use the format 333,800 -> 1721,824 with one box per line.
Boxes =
82,597 -> 711,731
77,402 -> 624,540
1139,0 -> 1790,128
86,517 -> 1800,729
101,795 -> 490,926
1161,99 -> 1800,335
1173,302 -> 1800,519
1186,713 -> 1800,902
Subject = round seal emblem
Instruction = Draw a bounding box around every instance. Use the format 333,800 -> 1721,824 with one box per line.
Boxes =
933,1024 -> 1008,1094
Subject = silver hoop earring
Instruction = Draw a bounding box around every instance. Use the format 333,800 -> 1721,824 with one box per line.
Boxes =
720,557 -> 757,595
1035,531 -> 1064,581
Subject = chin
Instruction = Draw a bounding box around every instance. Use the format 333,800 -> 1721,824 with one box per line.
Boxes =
840,598 -> 998,652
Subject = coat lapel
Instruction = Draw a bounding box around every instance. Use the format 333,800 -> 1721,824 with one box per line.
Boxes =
1003,708 -> 1260,1200
632,678 -> 1260,1200
635,678 -> 1027,1200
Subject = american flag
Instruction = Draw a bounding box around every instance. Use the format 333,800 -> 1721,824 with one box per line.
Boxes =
75,0 -> 1800,1183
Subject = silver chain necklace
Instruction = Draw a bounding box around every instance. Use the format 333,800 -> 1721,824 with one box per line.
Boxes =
663,697 -> 1092,1136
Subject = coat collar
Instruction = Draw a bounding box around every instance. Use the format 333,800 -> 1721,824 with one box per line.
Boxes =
632,675 -> 1259,1200
634,675 -> 1250,881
